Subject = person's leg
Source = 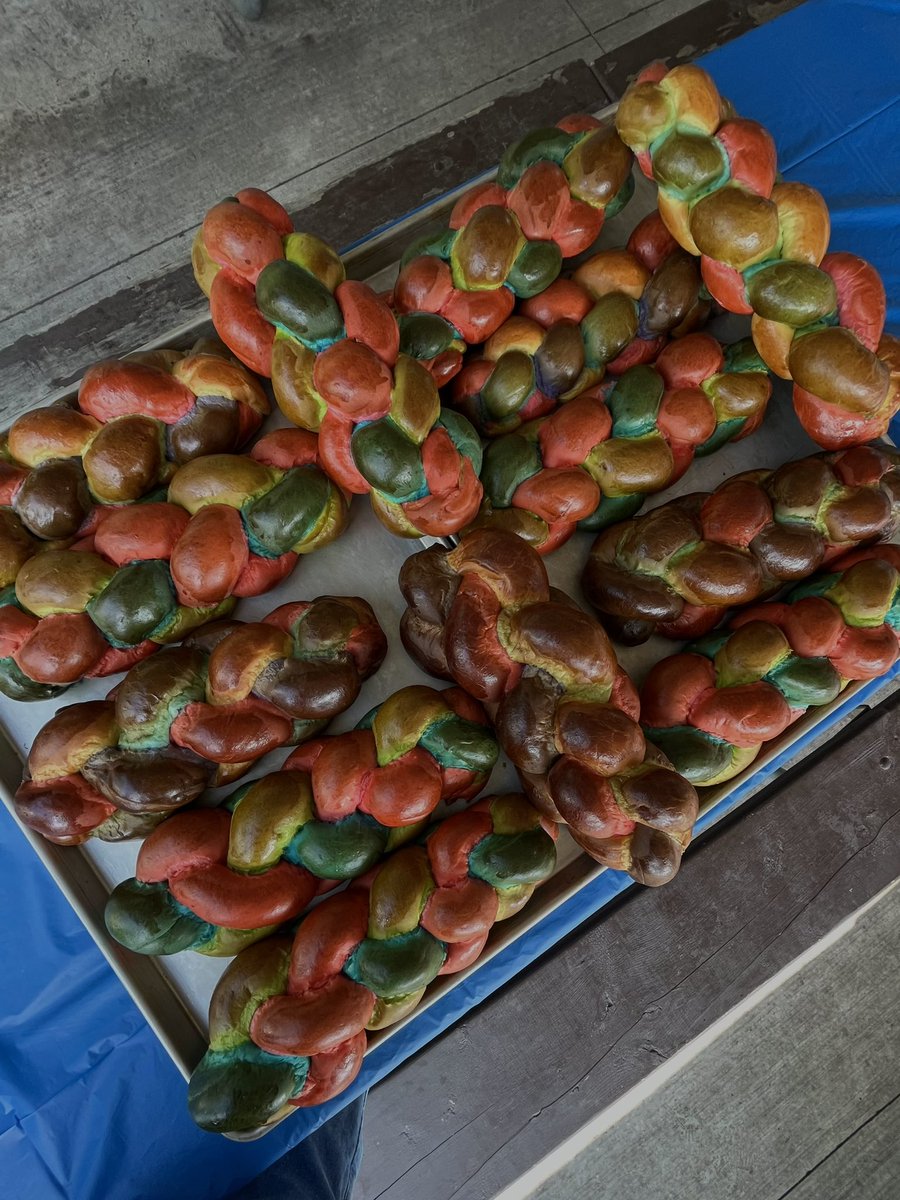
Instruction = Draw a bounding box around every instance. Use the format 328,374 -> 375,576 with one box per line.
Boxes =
229,1097 -> 366,1200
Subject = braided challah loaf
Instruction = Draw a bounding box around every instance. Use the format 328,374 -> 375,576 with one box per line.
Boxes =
14,597 -> 387,844
194,197 -> 483,538
106,808 -> 319,958
187,792 -> 557,1132
583,445 -> 900,643
195,190 -> 460,387
451,212 -> 708,436
615,63 -> 900,449
392,115 -> 634,360
104,684 -> 497,956
641,546 -> 900,785
400,529 -> 699,885
473,333 -> 771,552
0,340 -> 268,544
0,430 -> 347,700
0,510 -> 36,594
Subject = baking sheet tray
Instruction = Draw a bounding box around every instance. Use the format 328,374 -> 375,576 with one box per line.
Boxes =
2,120 -> 898,1139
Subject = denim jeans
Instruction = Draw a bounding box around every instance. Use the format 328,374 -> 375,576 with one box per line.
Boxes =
230,1096 -> 366,1200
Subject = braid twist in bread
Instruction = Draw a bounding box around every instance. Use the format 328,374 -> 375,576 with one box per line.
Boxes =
473,333 -> 770,552
187,792 -> 557,1132
616,63 -> 900,448
104,684 -> 497,956
583,445 -> 900,643
0,430 -> 347,699
399,529 -> 699,885
194,198 -> 484,537
14,597 -> 387,844
392,114 -> 634,363
0,341 -> 268,542
451,211 -> 708,436
641,547 -> 900,785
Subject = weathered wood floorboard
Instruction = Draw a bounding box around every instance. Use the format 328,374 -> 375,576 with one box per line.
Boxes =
506,883 -> 900,1200
787,1093 -> 900,1200
0,0 -> 592,358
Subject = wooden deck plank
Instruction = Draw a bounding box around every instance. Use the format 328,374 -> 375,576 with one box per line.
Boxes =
498,883 -> 900,1200
354,693 -> 900,1199
0,0 -> 589,341
580,0 -> 703,45
591,0 -> 807,93
786,1093 -> 900,1200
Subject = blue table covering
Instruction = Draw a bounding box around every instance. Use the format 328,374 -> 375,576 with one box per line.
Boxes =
3,2 -> 899,1195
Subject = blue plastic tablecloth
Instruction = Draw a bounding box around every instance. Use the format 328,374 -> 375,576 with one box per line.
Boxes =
2,2 -> 899,1195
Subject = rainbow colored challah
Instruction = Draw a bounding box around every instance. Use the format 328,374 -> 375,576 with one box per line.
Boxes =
194,197 -> 483,538
616,63 -> 900,448
583,445 -> 900,643
392,115 -> 634,358
14,597 -> 386,844
187,792 -> 557,1132
450,211 -> 708,436
0,341 -> 269,621
1,341 -> 268,542
104,684 -> 497,956
400,529 -> 699,884
473,333 -> 771,552
641,546 -> 900,785
0,430 -> 347,699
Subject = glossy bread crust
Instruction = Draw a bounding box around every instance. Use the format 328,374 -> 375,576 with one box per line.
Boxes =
399,528 -> 699,885
583,444 -> 900,642
641,545 -> 900,785
186,793 -> 557,1132
104,684 -> 497,956
616,63 -> 900,448
13,597 -> 387,844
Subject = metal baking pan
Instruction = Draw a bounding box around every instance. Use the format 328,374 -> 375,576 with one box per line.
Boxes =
2,104 -> 898,1138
